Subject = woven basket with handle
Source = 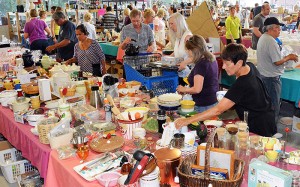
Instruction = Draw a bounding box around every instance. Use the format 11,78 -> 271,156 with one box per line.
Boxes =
178,130 -> 245,187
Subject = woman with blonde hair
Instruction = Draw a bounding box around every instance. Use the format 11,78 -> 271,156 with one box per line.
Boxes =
143,8 -> 155,29
176,35 -> 218,113
123,8 -> 131,26
153,8 -> 166,46
83,12 -> 96,40
168,12 -> 193,85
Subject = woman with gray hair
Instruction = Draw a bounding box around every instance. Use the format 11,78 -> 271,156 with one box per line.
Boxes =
176,35 -> 218,113
168,12 -> 193,85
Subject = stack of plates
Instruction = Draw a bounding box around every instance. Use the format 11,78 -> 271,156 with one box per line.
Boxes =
181,145 -> 197,157
157,93 -> 182,108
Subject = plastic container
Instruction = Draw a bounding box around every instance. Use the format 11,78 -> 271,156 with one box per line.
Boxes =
0,147 -> 35,183
124,63 -> 178,96
47,130 -> 74,149
1,160 -> 35,183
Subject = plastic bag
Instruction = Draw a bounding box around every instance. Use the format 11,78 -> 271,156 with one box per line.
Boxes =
57,145 -> 76,160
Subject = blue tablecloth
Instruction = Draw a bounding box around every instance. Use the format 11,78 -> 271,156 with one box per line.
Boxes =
221,68 -> 300,106
281,68 -> 300,107
99,42 -> 119,56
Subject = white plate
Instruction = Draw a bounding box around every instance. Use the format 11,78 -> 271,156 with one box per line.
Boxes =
279,117 -> 293,126
204,120 -> 223,127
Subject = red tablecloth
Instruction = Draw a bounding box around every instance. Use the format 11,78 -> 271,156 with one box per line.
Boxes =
0,106 -> 51,179
220,36 -> 252,49
45,134 -> 300,187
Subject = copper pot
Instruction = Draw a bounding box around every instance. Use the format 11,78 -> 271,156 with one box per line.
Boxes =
154,148 -> 181,185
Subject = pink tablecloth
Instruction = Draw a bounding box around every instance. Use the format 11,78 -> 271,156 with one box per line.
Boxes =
220,36 -> 252,49
0,106 -> 51,179
45,137 -> 300,187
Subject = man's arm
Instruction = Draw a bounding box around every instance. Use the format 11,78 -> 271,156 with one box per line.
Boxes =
252,27 -> 262,38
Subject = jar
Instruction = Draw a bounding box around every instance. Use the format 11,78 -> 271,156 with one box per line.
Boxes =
75,82 -> 87,96
140,166 -> 160,187
154,147 -> 181,186
58,103 -> 71,120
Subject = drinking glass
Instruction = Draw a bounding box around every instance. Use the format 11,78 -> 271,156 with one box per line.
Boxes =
76,145 -> 89,163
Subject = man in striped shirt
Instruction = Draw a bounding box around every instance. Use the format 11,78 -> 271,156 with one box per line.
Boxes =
102,6 -> 117,31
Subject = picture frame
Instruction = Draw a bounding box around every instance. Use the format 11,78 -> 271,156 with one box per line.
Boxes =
197,146 -> 235,180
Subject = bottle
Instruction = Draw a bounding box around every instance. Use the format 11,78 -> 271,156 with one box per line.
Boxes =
90,85 -> 103,109
157,110 -> 166,134
104,98 -> 112,122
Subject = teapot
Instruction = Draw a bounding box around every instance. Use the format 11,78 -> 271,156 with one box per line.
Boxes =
50,71 -> 71,95
125,44 -> 139,56
22,50 -> 34,67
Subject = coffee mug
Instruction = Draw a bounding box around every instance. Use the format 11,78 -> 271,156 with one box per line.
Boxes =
170,133 -> 185,149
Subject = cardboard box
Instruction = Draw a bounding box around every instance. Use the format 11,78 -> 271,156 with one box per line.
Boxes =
0,141 -> 13,151
248,160 -> 292,187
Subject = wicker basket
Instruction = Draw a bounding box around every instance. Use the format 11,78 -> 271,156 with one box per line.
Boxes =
37,117 -> 59,144
21,83 -> 39,95
59,86 -> 76,97
178,131 -> 245,187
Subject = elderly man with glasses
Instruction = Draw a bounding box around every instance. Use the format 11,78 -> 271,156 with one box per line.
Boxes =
46,11 -> 78,61
120,9 -> 155,53
257,17 -> 298,123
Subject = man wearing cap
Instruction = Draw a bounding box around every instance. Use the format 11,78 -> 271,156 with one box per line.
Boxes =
46,11 -> 78,61
251,3 -> 270,50
257,17 -> 298,122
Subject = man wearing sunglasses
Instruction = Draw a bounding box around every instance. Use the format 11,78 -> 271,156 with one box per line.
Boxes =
46,11 -> 78,61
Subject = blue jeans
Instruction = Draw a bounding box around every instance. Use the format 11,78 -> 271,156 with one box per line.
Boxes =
260,75 -> 281,122
194,103 -> 217,113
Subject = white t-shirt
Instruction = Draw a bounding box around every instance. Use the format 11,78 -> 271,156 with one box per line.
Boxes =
83,22 -> 97,40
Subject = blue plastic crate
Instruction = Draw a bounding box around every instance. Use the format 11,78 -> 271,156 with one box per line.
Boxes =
124,63 -> 178,96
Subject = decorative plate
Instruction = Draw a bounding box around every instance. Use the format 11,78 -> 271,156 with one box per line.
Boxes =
158,93 -> 182,104
90,136 -> 124,153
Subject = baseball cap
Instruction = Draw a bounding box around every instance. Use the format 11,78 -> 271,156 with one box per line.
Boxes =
264,17 -> 284,26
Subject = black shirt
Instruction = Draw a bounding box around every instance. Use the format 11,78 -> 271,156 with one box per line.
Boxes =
225,62 -> 276,137
57,21 -> 78,61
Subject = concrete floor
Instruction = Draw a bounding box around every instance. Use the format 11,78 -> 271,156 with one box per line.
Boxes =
0,100 -> 299,186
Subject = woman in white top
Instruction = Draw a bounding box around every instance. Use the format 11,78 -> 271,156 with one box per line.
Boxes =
168,12 -> 193,85
83,12 -> 97,40
153,8 -> 166,46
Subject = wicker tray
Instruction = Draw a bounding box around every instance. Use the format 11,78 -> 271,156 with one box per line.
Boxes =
178,131 -> 245,187
89,136 -> 124,153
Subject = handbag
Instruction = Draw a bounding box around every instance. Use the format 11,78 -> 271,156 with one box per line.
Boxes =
92,63 -> 102,77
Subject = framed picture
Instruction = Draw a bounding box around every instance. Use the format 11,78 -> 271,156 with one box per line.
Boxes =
197,146 -> 235,180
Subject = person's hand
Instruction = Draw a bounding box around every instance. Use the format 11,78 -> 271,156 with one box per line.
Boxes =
146,45 -> 155,53
53,37 -> 57,43
46,45 -> 56,53
123,37 -> 131,45
287,54 -> 298,62
65,60 -> 71,65
174,118 -> 189,129
176,85 -> 185,94
177,61 -> 186,71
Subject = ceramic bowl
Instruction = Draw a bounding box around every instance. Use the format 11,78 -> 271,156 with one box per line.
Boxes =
95,172 -> 122,187
11,98 -> 30,113
180,100 -> 195,113
26,114 -> 44,122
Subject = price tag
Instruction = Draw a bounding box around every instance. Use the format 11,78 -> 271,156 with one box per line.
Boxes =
14,113 -> 25,124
